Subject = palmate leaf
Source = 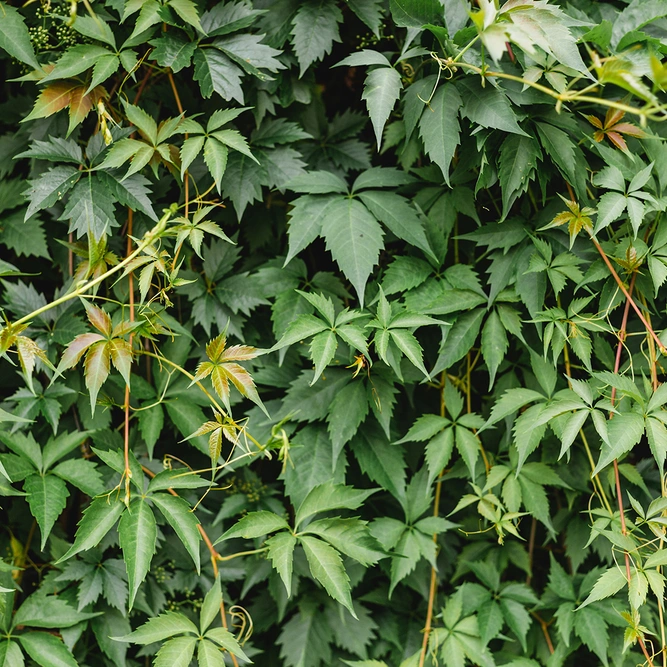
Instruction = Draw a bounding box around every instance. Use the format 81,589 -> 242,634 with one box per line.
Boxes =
0,1 -> 41,69
190,332 -> 267,415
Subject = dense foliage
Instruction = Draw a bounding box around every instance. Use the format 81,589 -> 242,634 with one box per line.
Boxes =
2,0 -> 667,665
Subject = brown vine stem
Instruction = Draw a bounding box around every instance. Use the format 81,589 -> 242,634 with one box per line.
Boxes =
140,464 -> 240,667
608,275 -> 656,667
418,372 -> 447,667
589,233 -> 666,355
530,611 -> 555,654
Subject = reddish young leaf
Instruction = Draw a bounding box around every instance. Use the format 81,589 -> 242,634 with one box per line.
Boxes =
84,341 -> 111,412
58,333 -> 105,371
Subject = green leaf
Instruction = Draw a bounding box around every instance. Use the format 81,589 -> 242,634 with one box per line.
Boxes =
24,474 -> 69,550
58,496 -> 125,562
0,641 -> 23,667
481,309 -> 508,388
168,0 -> 203,31
300,535 -> 355,615
594,192 -> 627,232
574,607 -> 609,665
18,633 -> 77,667
218,510 -> 289,541
611,0 -> 667,47
115,611 -> 198,644
61,174 -> 117,240
147,469 -> 209,493
285,194 -> 342,264
358,190 -> 434,259
215,33 -> 284,75
304,517 -> 385,566
13,594 -> 99,628
277,602 -> 333,667
205,628 -> 250,662
418,83 -> 462,185
309,330 -> 338,384
288,172 -> 348,194
119,497 -> 157,609
327,381 -> 369,460
348,0 -> 383,34
154,637 -> 197,667
389,0 -> 444,27
351,425 -> 406,501
203,137 -> 229,193
266,531 -> 297,596
291,0 -> 342,76
457,79 -> 529,137
42,430 -> 91,470
42,45 -> 112,83
433,308 -> 485,374
272,314 -> 329,350
197,640 -> 225,667
0,2 -> 40,69
322,198 -> 384,306
593,412 -> 646,474
193,48 -> 244,103
150,493 -> 202,573
577,567 -> 627,609
1,212 -> 48,260
646,416 -> 667,474
24,166 -> 80,220
200,577 -> 221,632
97,172 -> 159,221
480,387 -> 545,430
295,481 -> 378,528
0,431 -> 42,470
70,14 -> 116,47
362,67 -> 402,149
389,528 -> 420,595
498,135 -> 540,219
